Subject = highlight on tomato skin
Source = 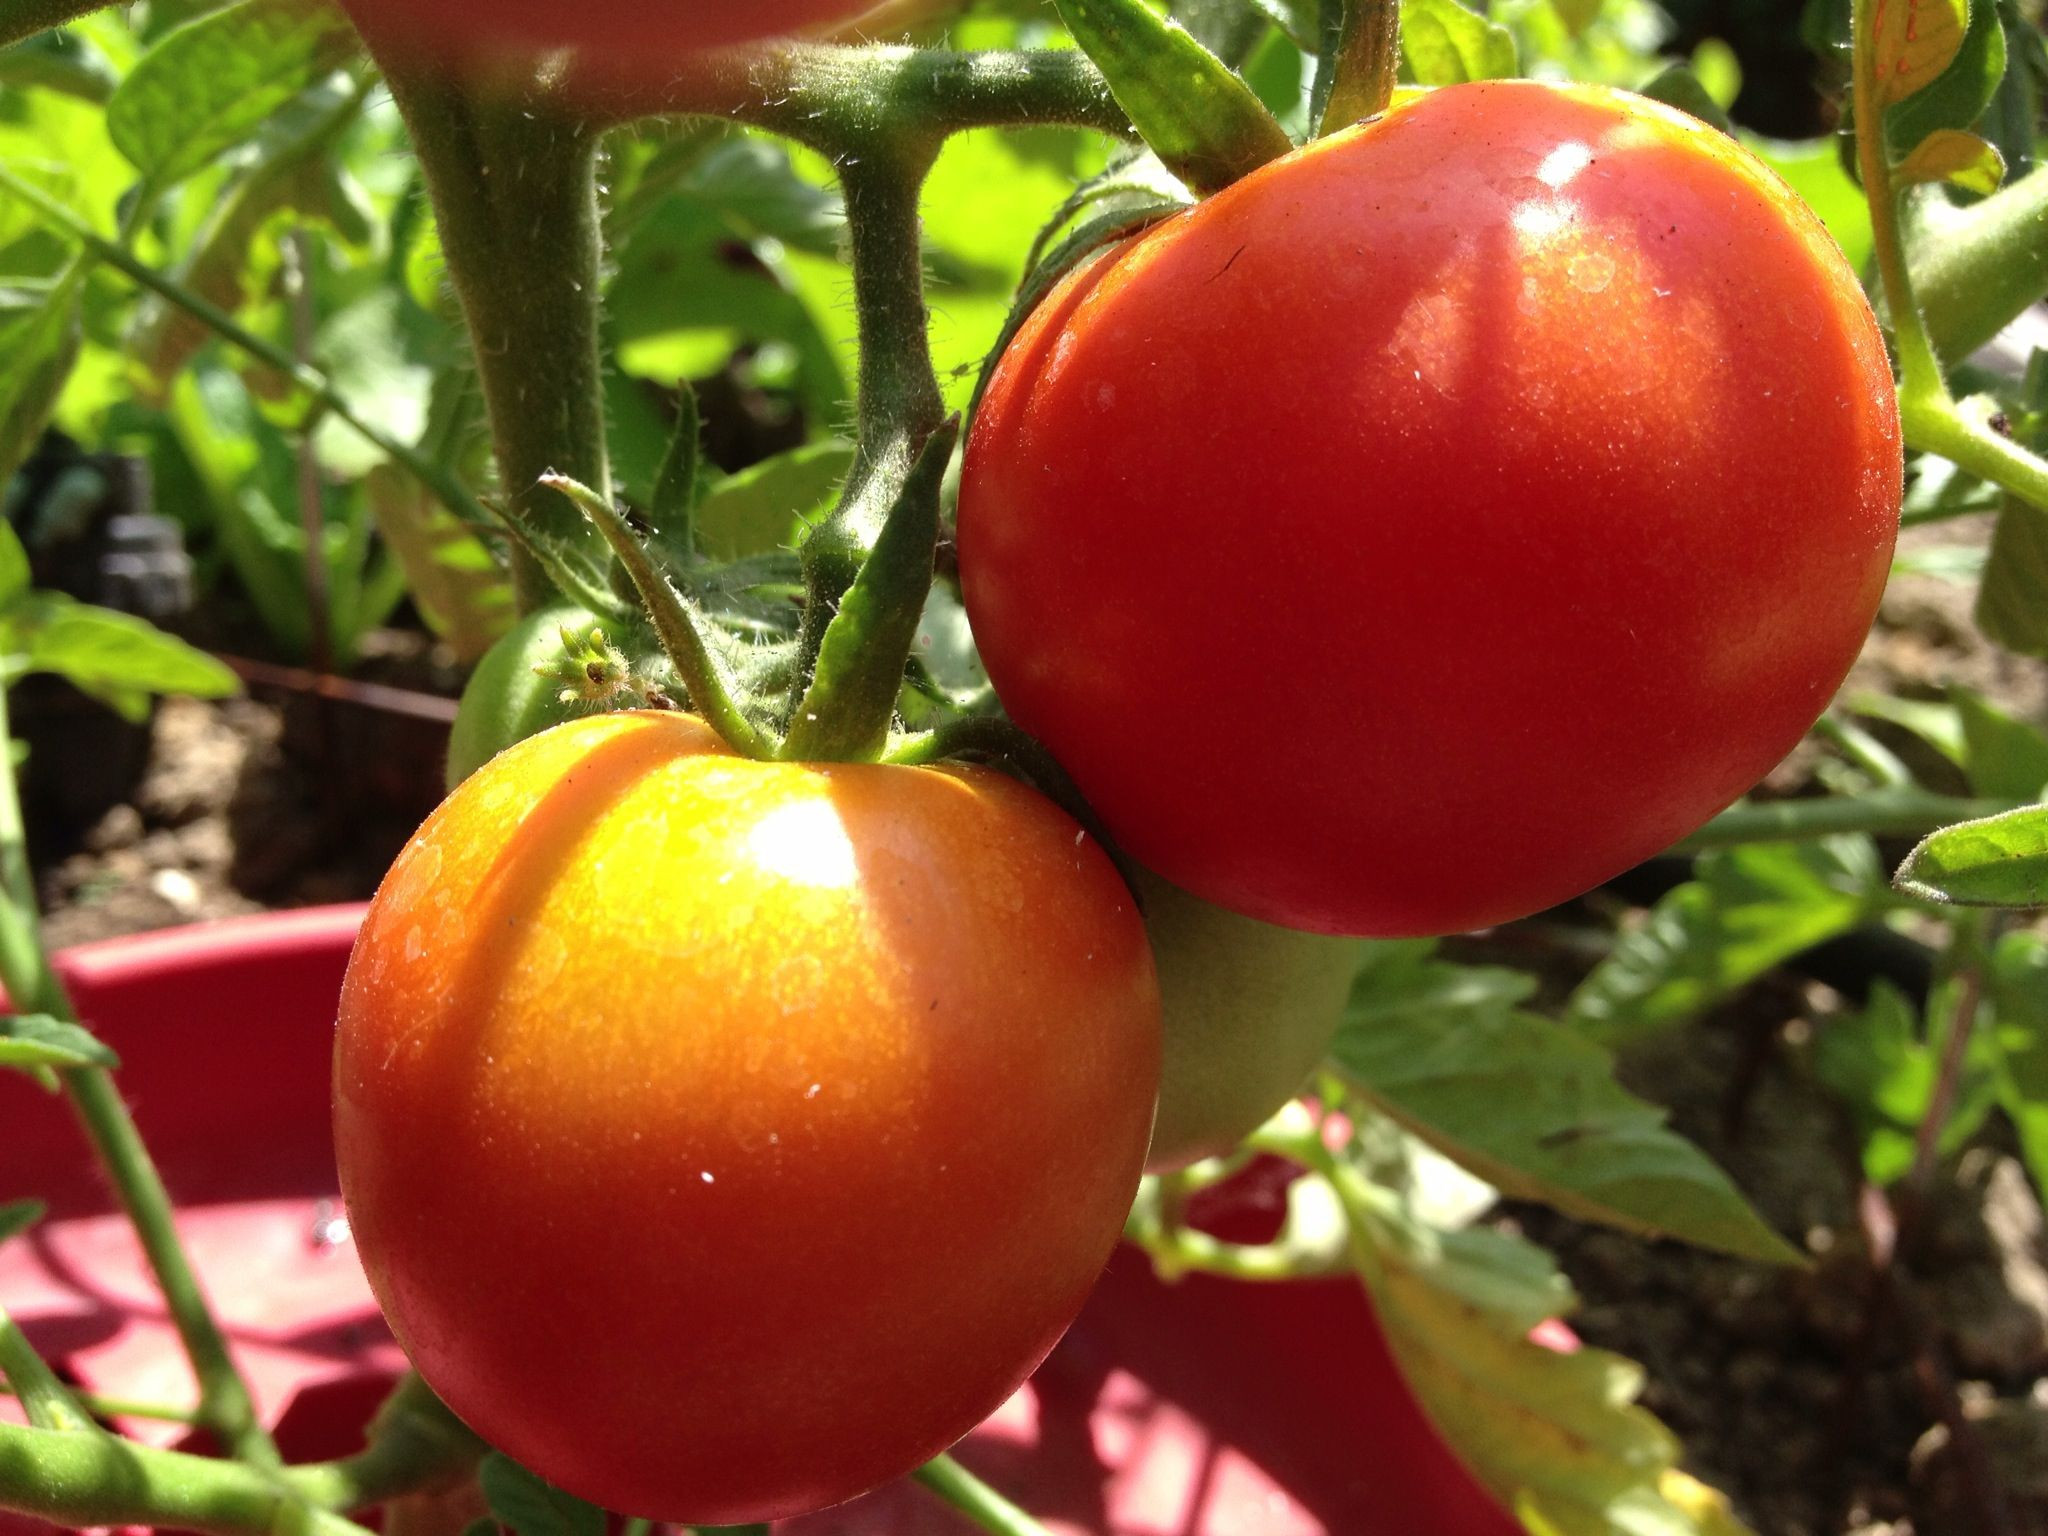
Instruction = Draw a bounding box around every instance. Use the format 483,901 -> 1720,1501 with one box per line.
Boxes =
957,79 -> 1904,941
333,710 -> 1163,1525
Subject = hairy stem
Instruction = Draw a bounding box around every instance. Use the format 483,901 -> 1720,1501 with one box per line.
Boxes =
371,58 -> 612,610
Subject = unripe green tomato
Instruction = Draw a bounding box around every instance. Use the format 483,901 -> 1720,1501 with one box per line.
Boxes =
444,606 -> 599,790
1138,866 -> 1363,1173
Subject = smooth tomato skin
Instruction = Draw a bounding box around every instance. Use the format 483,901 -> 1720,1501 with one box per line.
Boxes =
443,605 -> 599,791
1139,867 -> 1362,1172
959,81 -> 1902,938
338,0 -> 886,86
335,711 -> 1161,1523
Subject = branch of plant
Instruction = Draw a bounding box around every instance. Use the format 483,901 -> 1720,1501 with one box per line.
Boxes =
569,42 -> 1128,147
0,1311 -> 94,1434
1316,0 -> 1400,135
0,0 -> 106,53
282,1375 -> 486,1514
1849,0 -> 2048,515
1674,787 -> 2023,853
0,1383 -> 198,1425
0,1419 -> 374,1536
910,1453 -> 1050,1536
0,165 -> 495,545
351,49 -> 615,611
0,683 -> 277,1468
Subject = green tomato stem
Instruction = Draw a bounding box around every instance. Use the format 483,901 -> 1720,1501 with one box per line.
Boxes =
0,1311 -> 94,1434
0,0 -> 104,52
572,43 -> 1129,145
280,1375 -> 486,1514
1677,788 -> 2024,852
0,684 -> 278,1468
0,164 -> 496,543
0,1419 -> 370,1536
370,57 -> 614,611
1850,0 -> 1946,406
0,1383 -> 199,1425
1910,165 -> 2048,363
911,1454 -> 1049,1536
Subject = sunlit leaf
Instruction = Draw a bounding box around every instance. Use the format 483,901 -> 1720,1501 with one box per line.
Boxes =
1869,0 -> 1969,110
1896,804 -> 2048,907
1896,127 -> 2006,192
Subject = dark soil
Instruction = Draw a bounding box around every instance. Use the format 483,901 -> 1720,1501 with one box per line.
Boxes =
24,518 -> 2048,1536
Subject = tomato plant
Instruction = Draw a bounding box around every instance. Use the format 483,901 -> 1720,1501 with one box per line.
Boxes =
959,80 -> 1904,939
334,709 -> 1161,1524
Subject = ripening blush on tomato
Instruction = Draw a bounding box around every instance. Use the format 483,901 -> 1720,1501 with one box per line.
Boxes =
334,711 -> 1161,1524
338,0 -> 886,85
958,81 -> 1902,938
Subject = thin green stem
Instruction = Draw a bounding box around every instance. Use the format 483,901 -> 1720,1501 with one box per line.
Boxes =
541,475 -> 776,758
1908,400 -> 2048,513
0,1420 -> 369,1536
282,1376 -> 485,1514
574,43 -> 1128,145
0,1383 -> 199,1425
1676,789 -> 2023,852
0,0 -> 107,53
371,58 -> 613,611
0,164 -> 493,538
0,1312 -> 93,1434
1851,0 -> 1945,402
0,685 -> 276,1468
910,1454 -> 1048,1536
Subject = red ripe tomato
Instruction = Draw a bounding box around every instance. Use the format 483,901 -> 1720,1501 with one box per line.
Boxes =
958,81 -> 1902,938
338,0 -> 887,85
334,711 -> 1160,1523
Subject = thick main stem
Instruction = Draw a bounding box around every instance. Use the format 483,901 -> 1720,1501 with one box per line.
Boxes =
0,686 -> 275,1468
373,58 -> 613,612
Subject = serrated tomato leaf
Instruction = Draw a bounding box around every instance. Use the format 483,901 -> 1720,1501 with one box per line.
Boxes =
1568,839 -> 1884,1043
1896,804 -> 2048,907
1332,1138 -> 1759,1536
1332,945 -> 1801,1263
106,0 -> 357,191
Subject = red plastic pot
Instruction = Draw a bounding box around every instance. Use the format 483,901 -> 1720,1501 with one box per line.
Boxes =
0,909 -> 1522,1535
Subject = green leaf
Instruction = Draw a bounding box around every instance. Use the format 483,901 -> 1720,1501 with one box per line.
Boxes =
1052,0 -> 1294,195
1870,0 -> 1969,110
9,596 -> 240,713
1332,946 -> 1800,1263
1636,63 -> 1735,135
477,1455 -> 603,1536
1552,0 -> 1603,36
0,521 -> 30,611
1990,932 -> 2048,1204
1896,804 -> 2048,907
132,78 -> 369,389
1567,840 -> 1883,1042
363,465 -> 512,666
782,419 -> 957,763
0,1199 -> 44,1246
1976,497 -> 2048,658
1955,690 -> 2048,800
1402,0 -> 1518,86
1896,127 -> 2007,192
1814,979 -> 1999,1183
1333,1144 -> 1758,1536
694,440 -> 854,564
0,1013 -> 118,1072
0,266 -> 83,493
1887,0 -> 2007,154
105,0 -> 356,192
